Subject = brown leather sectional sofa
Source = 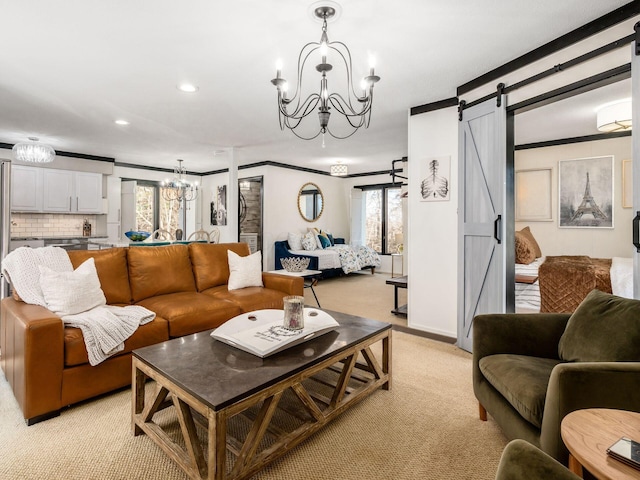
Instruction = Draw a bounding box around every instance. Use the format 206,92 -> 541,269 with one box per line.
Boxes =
0,242 -> 303,425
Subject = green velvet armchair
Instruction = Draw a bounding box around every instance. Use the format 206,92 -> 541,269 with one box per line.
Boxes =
473,290 -> 640,464
495,440 -> 580,480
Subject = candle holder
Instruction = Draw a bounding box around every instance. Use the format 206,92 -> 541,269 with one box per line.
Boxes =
283,296 -> 305,330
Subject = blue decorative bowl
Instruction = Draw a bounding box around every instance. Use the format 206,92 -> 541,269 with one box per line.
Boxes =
125,231 -> 151,242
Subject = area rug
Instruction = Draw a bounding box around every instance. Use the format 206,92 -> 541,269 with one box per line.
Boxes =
0,331 -> 507,480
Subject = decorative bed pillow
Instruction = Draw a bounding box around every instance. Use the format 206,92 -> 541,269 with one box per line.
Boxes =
558,289 -> 640,362
515,231 -> 536,265
518,226 -> 542,258
228,250 -> 263,291
301,232 -> 317,251
38,258 -> 106,317
307,228 -> 323,249
318,235 -> 331,249
325,232 -> 335,246
288,232 -> 303,250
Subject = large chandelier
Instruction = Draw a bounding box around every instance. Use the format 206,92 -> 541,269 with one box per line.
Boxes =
270,4 -> 380,144
12,137 -> 55,163
161,159 -> 199,204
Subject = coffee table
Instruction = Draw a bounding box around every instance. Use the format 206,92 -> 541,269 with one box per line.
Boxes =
132,310 -> 392,480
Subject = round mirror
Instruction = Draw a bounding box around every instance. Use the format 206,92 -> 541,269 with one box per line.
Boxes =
298,182 -> 324,222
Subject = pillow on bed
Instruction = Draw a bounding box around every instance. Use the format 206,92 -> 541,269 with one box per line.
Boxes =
318,235 -> 331,249
518,227 -> 542,258
301,232 -> 317,251
307,228 -> 323,249
288,232 -> 303,250
515,231 -> 536,265
325,232 -> 335,246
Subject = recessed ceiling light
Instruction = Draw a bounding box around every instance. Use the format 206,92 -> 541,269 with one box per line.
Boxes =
178,84 -> 199,93
114,119 -> 130,125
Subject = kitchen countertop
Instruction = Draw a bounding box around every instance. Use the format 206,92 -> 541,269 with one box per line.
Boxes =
11,236 -> 108,241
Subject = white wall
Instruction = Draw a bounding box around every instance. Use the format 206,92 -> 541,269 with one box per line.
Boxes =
407,107 -> 459,338
515,136 -> 633,258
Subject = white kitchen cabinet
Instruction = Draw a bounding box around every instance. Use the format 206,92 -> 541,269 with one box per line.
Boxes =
107,223 -> 121,244
12,166 -> 103,213
43,169 -> 74,212
106,175 -> 122,243
11,165 -> 43,212
75,171 -> 102,213
106,176 -> 121,223
120,180 -> 137,236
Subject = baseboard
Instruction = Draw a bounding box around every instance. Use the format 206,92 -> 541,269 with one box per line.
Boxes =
391,324 -> 456,344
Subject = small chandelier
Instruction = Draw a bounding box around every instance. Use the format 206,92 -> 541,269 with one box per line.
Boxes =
161,159 -> 199,204
12,137 -> 55,163
330,163 -> 348,176
271,4 -> 380,144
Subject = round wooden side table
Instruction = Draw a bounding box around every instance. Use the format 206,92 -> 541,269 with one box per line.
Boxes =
561,408 -> 640,480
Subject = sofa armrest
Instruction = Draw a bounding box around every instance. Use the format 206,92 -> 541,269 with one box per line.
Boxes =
540,361 -> 640,463
1,298 -> 64,423
496,439 -> 581,480
262,272 -> 304,296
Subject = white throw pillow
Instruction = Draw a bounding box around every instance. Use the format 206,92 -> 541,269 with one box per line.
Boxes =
307,228 -> 323,249
38,258 -> 107,317
288,232 -> 303,251
228,250 -> 263,291
301,232 -> 317,251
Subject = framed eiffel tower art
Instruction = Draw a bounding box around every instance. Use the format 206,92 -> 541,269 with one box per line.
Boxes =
558,156 -> 614,228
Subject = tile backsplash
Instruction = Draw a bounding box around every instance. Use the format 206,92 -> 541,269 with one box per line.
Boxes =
11,213 -> 98,237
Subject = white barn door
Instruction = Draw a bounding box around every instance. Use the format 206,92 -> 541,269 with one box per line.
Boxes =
457,97 -> 507,352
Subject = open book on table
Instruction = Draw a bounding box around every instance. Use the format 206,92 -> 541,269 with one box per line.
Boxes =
210,309 -> 339,358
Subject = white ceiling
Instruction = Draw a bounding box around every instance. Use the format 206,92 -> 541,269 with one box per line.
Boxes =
0,0 -> 632,175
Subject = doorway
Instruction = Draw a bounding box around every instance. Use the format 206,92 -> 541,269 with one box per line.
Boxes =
509,76 -> 633,314
238,176 -> 263,254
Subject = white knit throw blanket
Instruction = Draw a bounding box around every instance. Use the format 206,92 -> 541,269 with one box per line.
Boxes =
1,246 -> 72,306
2,246 -> 156,366
63,305 -> 155,366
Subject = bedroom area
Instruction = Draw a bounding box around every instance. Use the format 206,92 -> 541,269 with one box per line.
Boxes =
513,77 -> 633,314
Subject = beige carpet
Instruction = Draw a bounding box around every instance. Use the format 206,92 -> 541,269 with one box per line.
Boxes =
0,273 -> 508,480
305,271 -> 409,327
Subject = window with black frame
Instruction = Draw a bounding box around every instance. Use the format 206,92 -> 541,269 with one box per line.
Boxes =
134,181 -> 182,236
361,184 -> 402,254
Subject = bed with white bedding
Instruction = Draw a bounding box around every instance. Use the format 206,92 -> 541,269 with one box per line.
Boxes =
274,240 -> 381,276
515,257 -> 544,313
515,256 -> 633,313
